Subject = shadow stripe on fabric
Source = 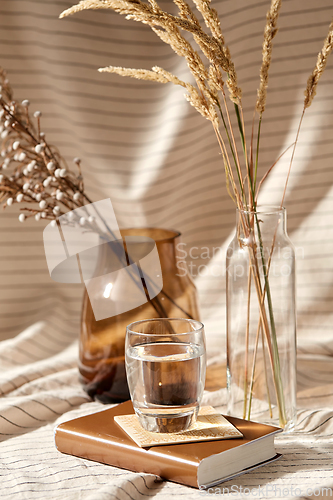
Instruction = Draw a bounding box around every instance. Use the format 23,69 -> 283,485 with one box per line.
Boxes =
0,39 -> 173,62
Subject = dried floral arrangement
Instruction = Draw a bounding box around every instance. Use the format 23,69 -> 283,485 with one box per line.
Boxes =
0,1 -> 332,427
60,0 -> 333,210
58,0 -> 333,428
0,68 -> 92,225
0,67 -> 192,322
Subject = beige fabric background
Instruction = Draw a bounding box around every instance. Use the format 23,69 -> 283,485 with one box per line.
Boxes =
0,0 -> 332,354
0,1 -> 333,498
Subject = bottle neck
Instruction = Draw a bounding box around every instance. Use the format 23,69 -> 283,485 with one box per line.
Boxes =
236,206 -> 287,243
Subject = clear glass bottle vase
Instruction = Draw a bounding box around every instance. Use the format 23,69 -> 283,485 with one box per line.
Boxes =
226,206 -> 297,431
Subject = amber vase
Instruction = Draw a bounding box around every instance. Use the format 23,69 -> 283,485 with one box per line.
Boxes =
79,228 -> 200,403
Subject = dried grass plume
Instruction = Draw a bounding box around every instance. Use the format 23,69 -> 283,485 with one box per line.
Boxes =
304,17 -> 333,109
256,0 -> 282,115
59,0 -> 333,210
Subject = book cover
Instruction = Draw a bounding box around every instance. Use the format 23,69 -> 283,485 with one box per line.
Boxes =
54,400 -> 282,489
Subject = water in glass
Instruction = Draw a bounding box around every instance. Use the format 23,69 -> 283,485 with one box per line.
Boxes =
125,319 -> 206,433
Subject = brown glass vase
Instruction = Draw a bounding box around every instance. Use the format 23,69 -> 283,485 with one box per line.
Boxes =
79,228 -> 200,403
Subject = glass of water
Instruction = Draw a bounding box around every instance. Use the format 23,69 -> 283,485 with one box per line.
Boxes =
125,318 -> 206,433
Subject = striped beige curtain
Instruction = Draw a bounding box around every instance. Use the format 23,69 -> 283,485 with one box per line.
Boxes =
0,0 -> 332,355
0,2 -> 333,498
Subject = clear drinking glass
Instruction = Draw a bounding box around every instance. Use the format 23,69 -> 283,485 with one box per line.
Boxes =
125,318 -> 206,433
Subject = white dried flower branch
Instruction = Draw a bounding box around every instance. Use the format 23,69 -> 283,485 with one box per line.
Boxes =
0,68 -> 90,224
0,67 -> 194,321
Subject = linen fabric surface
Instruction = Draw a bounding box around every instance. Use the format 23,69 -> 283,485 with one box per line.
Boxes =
0,0 -> 333,498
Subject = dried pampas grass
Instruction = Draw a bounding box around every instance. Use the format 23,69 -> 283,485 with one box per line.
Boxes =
10,0 -> 333,212
304,18 -> 333,109
256,0 -> 282,115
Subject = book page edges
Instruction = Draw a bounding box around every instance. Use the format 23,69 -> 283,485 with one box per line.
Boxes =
197,434 -> 278,487
199,454 -> 282,489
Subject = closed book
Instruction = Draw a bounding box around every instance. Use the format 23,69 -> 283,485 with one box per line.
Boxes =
54,400 -> 282,489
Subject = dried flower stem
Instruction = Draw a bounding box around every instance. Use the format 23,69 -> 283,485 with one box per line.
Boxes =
249,16 -> 333,413
219,92 -> 245,202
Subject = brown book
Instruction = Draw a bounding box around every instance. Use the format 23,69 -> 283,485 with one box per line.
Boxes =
54,400 -> 282,489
